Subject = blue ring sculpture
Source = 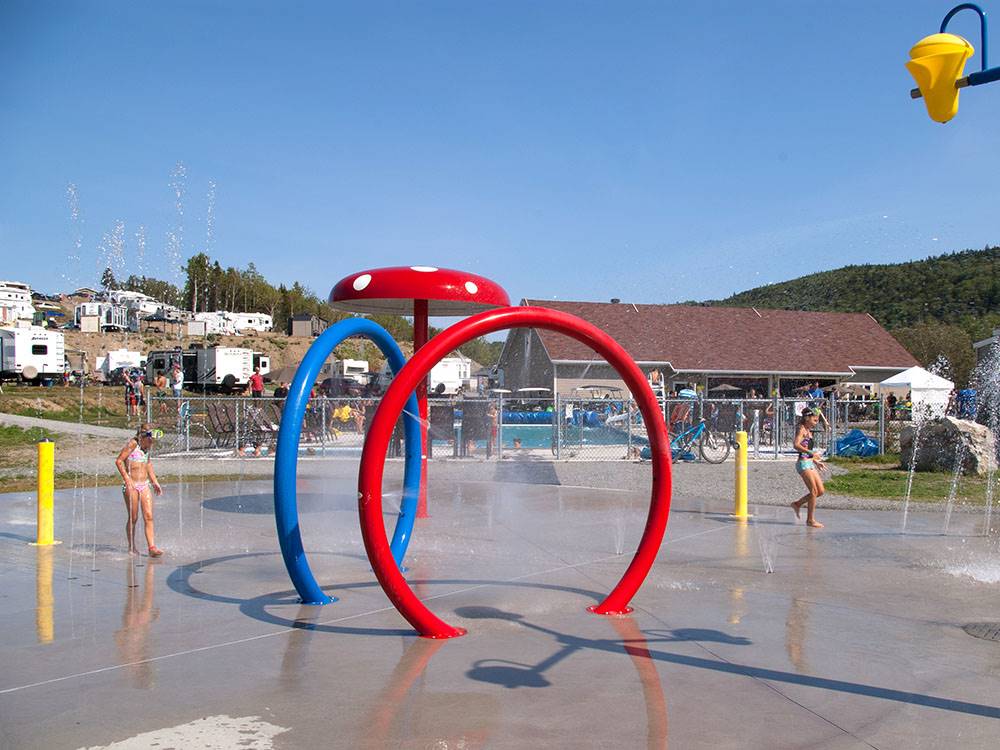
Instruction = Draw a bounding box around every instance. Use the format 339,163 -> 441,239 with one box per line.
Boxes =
274,318 -> 421,604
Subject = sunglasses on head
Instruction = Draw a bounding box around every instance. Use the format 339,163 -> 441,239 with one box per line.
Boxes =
142,429 -> 163,439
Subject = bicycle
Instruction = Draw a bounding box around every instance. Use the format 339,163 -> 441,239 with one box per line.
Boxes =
670,418 -> 730,463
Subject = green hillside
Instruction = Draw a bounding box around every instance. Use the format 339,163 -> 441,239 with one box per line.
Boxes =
709,246 -> 999,386
713,246 -> 999,339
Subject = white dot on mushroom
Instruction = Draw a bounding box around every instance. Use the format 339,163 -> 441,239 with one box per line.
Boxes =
353,274 -> 372,291
464,281 -> 478,294
411,266 -> 438,273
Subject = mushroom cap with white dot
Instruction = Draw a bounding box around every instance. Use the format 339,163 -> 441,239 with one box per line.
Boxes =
329,266 -> 510,315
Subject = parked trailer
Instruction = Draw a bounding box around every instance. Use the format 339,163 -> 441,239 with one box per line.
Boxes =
0,327 -> 65,382
74,302 -> 137,332
146,346 -> 270,393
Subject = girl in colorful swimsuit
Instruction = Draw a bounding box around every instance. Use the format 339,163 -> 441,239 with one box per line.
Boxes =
791,407 -> 826,528
115,423 -> 164,556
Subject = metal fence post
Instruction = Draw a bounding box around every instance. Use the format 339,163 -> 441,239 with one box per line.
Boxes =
235,398 -> 241,457
555,393 -> 561,460
627,399 -> 633,459
878,397 -> 886,455
320,398 -> 327,457
497,394 -> 504,460
830,393 -> 838,456
773,396 -> 780,459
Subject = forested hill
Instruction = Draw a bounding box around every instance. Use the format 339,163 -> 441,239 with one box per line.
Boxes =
710,246 -> 999,341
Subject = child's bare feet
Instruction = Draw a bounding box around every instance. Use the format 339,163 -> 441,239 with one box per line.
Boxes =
806,519 -> 824,528
791,501 -> 803,520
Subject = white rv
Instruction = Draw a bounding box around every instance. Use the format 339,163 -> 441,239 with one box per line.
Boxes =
193,311 -> 237,335
74,302 -> 137,332
146,346 -> 270,393
429,354 -> 473,395
334,358 -> 369,384
107,290 -> 161,318
97,348 -> 144,377
0,281 -> 37,326
0,327 -> 65,381
231,312 -> 273,333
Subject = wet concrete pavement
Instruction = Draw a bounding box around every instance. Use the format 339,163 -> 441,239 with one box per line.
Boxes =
0,466 -> 998,749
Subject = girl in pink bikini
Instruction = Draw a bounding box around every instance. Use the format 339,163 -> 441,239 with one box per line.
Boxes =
115,423 -> 164,556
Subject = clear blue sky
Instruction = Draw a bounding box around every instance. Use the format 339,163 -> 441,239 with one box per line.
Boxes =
2,1 -> 998,308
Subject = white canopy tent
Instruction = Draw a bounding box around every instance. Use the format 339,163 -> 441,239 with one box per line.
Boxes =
879,366 -> 953,418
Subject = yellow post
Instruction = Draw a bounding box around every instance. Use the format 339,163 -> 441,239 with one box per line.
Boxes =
733,430 -> 749,519
33,440 -> 58,546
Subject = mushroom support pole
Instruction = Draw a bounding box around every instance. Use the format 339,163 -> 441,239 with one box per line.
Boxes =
414,299 -> 430,518
358,306 -> 673,638
274,318 -> 422,605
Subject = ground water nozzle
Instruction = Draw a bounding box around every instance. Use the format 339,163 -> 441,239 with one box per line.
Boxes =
907,33 -> 975,122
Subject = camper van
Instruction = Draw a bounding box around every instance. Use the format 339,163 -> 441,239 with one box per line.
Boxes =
0,327 -> 65,382
146,346 -> 270,393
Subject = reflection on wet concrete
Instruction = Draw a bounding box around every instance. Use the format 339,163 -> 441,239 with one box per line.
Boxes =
609,615 -> 669,750
457,606 -> 676,748
114,562 -> 159,689
728,587 -> 746,626
785,598 -> 811,674
360,636 -> 499,749
35,546 -> 54,644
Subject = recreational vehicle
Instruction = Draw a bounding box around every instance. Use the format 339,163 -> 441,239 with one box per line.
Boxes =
146,346 -> 270,393
231,312 -> 273,333
193,311 -> 237,335
107,290 -> 161,318
97,348 -> 144,378
0,327 -> 65,382
334,358 -> 369,384
74,302 -> 137,332
0,280 -> 36,326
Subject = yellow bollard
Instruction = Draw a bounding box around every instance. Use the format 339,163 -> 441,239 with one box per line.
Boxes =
733,430 -> 749,519
32,440 -> 59,546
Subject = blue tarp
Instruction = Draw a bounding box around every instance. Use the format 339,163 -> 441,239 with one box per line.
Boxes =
835,429 -> 879,458
502,411 -> 553,425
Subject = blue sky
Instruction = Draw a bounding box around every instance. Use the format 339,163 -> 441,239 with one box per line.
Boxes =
2,1 -> 998,308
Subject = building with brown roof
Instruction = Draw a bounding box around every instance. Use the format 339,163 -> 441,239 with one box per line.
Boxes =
496,299 -> 919,397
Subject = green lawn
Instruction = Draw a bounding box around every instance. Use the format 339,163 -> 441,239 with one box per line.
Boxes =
0,424 -> 59,449
825,460 -> 991,503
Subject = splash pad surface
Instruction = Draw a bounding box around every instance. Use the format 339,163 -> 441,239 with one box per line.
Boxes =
0,462 -> 998,749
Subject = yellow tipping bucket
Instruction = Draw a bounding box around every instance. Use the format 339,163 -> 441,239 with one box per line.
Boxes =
906,33 -> 974,123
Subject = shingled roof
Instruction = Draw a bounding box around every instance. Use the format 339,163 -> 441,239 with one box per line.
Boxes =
522,299 -> 918,374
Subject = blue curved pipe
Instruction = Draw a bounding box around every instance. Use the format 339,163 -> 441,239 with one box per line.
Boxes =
273,318 -> 421,604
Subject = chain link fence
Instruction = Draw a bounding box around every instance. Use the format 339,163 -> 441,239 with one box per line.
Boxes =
147,393 -> 889,462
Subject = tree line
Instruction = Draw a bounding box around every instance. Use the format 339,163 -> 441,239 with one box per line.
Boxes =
102,254 -> 504,367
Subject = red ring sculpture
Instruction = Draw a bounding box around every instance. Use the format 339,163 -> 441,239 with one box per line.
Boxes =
358,306 -> 673,639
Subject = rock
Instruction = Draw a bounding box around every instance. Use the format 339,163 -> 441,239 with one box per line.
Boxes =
900,416 -> 997,476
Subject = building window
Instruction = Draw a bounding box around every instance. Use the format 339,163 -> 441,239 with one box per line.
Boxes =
32,345 -> 48,355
